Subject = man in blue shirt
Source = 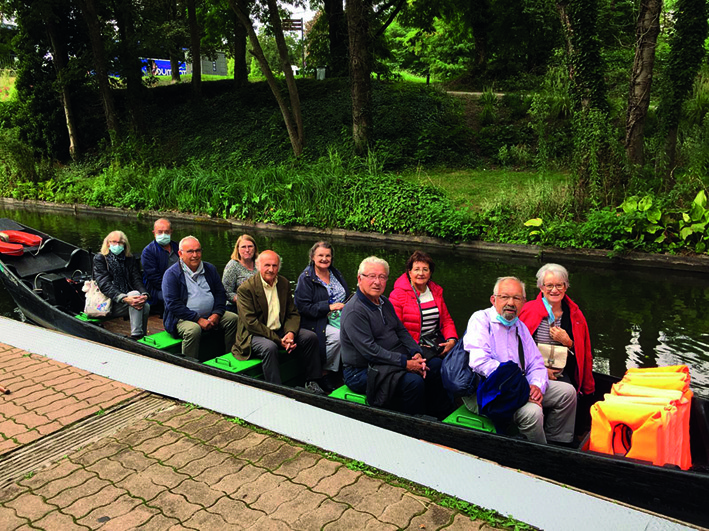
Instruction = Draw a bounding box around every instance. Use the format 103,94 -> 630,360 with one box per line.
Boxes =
141,218 -> 179,312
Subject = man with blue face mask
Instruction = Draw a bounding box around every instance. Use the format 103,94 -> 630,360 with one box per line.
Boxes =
462,276 -> 577,445
141,218 -> 179,313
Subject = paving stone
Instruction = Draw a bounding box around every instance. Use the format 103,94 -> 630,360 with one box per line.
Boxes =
13,430 -> 41,445
250,479 -> 306,514
134,513 -> 180,531
42,372 -> 86,390
292,457 -> 341,488
274,450 -> 320,479
256,441 -> 301,470
0,505 -> 28,531
12,410 -> 52,430
46,476 -> 109,509
34,420 -> 64,435
439,513 -> 485,531
247,514 -> 292,531
311,465 -> 360,496
97,504 -> 160,531
34,468 -> 95,500
406,503 -> 455,530
232,470 -> 287,507
379,492 -> 429,528
182,509 -> 241,530
34,395 -> 82,417
205,423 -> 251,447
269,487 -> 328,525
143,405 -> 182,425
238,436 -> 285,464
63,484 -> 126,519
7,387 -> 54,407
70,381 -> 116,401
115,471 -> 168,502
177,448 -> 229,477
71,437 -> 121,464
108,447 -> 159,473
193,455 -> 246,486
86,457 -> 133,483
212,464 -> 266,495
154,439 -> 210,469
0,482 -> 29,504
292,498 -> 349,531
160,408 -> 207,429
337,474 -> 385,511
117,421 -> 170,448
134,428 -> 183,455
322,508 -> 378,530
21,366 -> 72,387
364,519 -> 398,530
222,430 -> 268,456
86,387 -> 137,407
33,509 -> 91,531
359,482 -> 408,518
148,491 -> 201,522
0,438 -> 19,454
5,492 -> 58,521
0,419 -> 30,439
206,496 -> 264,527
0,400 -> 28,418
172,478 -> 224,507
190,419 -> 234,444
177,411 -> 222,436
77,493 -> 141,529
165,525 -> 198,531
19,458 -> 82,490
138,463 -> 189,489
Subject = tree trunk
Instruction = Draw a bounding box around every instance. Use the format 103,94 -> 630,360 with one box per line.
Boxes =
169,53 -> 182,82
80,0 -> 119,143
187,0 -> 201,99
324,0 -> 347,77
347,0 -> 372,156
227,0 -> 304,157
233,14 -> 248,87
625,0 -> 662,166
43,15 -> 79,161
113,0 -> 145,133
469,0 -> 490,73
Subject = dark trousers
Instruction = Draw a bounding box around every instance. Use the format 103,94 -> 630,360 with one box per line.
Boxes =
343,365 -> 425,415
251,328 -> 321,385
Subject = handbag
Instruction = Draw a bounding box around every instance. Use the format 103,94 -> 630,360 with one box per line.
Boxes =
83,280 -> 112,317
537,343 -> 568,370
441,340 -> 480,398
419,328 -> 444,360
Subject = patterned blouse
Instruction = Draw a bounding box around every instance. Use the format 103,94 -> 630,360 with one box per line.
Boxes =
222,260 -> 257,301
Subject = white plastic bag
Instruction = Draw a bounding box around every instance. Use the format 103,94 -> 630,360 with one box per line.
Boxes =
83,280 -> 112,317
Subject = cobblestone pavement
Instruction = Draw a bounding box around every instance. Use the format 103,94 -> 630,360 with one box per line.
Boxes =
0,342 -> 141,455
0,343 -> 508,531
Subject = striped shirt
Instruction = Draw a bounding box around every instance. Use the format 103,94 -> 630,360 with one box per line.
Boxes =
418,287 -> 440,337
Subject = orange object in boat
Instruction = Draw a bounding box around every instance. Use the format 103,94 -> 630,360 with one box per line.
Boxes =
589,399 -> 682,468
626,365 -> 690,376
0,230 -> 43,257
0,241 -> 23,256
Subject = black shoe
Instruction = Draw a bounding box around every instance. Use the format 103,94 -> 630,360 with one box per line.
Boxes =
129,334 -> 145,341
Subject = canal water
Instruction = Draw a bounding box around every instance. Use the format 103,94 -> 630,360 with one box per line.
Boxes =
2,206 -> 708,395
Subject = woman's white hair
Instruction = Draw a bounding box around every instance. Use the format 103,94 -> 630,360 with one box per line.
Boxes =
536,263 -> 570,289
357,256 -> 389,276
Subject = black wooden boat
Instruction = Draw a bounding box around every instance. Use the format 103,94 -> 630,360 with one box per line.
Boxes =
1,217 -> 708,527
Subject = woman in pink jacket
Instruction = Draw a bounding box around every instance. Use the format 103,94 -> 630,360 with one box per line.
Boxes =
389,250 -> 458,360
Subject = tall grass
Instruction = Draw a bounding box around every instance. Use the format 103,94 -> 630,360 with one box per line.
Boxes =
0,68 -> 17,102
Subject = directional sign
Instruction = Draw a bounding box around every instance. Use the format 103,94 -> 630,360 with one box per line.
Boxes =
282,18 -> 303,31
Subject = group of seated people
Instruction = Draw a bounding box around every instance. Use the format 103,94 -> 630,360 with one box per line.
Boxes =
94,218 -> 595,446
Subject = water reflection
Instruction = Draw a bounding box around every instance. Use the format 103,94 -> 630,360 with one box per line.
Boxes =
1,205 -> 708,395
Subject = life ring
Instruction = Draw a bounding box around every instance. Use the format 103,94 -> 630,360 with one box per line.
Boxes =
0,230 -> 43,256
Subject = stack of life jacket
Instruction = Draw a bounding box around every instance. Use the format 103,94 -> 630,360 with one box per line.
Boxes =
589,365 -> 692,470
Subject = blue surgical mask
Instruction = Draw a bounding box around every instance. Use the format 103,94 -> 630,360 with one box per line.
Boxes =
109,244 -> 124,255
542,296 -> 555,325
155,233 -> 171,246
496,314 -> 518,327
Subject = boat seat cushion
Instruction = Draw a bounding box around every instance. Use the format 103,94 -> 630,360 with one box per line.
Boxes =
329,385 -> 367,405
442,404 -> 496,433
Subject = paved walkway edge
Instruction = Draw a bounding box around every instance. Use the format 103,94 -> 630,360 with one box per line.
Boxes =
0,317 -> 693,531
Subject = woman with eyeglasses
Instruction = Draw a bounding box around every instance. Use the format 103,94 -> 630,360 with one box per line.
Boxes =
389,250 -> 458,361
294,241 -> 349,387
222,234 -> 258,311
519,263 -> 594,395
93,230 -> 150,339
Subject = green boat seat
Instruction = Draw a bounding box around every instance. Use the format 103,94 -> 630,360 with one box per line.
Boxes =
442,404 -> 496,433
75,312 -> 110,323
138,331 -> 183,353
204,354 -> 263,377
329,385 -> 367,405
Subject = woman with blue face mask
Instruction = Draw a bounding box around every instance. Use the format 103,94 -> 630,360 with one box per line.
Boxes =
93,230 -> 151,339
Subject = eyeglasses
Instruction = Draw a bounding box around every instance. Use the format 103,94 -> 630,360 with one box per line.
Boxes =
361,273 -> 388,282
108,240 -> 124,245
183,248 -> 202,255
411,268 -> 430,274
495,294 -> 524,303
543,283 -> 566,291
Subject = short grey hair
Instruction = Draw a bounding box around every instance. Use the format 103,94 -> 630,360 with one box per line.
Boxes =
357,256 -> 389,276
255,251 -> 282,268
493,276 -> 526,298
536,263 -> 570,289
179,235 -> 199,251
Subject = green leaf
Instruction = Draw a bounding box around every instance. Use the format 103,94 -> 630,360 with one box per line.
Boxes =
645,207 -> 661,223
694,190 -> 707,209
621,197 -> 638,213
697,242 -> 706,253
654,233 -> 666,243
689,200 -> 705,222
682,212 -> 691,223
524,218 -> 543,227
680,227 -> 693,240
638,196 -> 653,212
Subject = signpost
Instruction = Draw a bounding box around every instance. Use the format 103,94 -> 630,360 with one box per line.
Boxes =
282,18 -> 304,77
